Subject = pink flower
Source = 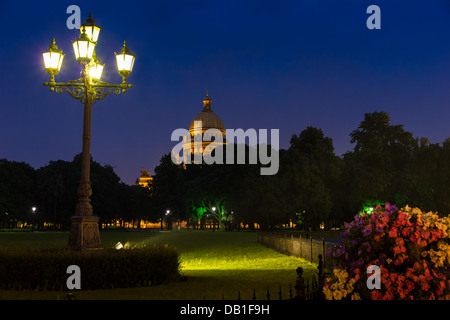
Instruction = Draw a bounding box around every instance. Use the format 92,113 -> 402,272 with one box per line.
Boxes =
355,257 -> 364,267
421,280 -> 430,291
417,239 -> 427,247
406,280 -> 415,293
394,255 -> 408,265
376,223 -> 384,233
363,225 -> 372,236
401,227 -> 410,237
388,227 -> 398,238
371,291 -> 383,300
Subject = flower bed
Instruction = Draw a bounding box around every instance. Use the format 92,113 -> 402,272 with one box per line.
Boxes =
324,204 -> 450,300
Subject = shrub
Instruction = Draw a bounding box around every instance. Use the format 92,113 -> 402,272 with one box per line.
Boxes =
0,244 -> 180,290
323,204 -> 450,300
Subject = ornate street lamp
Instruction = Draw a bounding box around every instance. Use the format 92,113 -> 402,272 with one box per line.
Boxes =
42,38 -> 64,83
81,13 -> 101,43
41,14 -> 135,251
72,27 -> 96,62
89,52 -> 104,80
115,41 -> 135,86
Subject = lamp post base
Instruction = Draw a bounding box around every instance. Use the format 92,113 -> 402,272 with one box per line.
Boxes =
67,216 -> 103,251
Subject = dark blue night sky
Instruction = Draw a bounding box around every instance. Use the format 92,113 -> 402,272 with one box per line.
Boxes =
1,0 -> 450,185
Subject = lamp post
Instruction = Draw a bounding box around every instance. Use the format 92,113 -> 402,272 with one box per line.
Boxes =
161,210 -> 170,230
41,14 -> 135,250
212,207 -> 216,230
31,207 -> 36,231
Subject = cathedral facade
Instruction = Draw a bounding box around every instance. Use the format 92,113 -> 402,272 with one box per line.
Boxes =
137,92 -> 226,184
136,168 -> 152,188
182,93 -> 226,162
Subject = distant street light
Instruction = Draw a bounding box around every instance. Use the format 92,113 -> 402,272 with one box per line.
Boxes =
31,207 -> 37,231
161,210 -> 170,231
41,14 -> 135,250
165,210 -> 171,230
211,207 -> 217,230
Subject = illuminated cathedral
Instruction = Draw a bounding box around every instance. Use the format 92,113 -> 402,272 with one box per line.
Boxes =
183,92 -> 226,159
137,92 -> 226,185
135,168 -> 152,188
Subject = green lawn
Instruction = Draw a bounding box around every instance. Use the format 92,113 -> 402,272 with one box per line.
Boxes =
0,230 -> 317,300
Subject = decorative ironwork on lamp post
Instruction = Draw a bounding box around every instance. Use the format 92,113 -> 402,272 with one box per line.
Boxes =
41,14 -> 135,250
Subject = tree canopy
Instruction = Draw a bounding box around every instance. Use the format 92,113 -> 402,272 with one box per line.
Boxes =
1,111 -> 448,230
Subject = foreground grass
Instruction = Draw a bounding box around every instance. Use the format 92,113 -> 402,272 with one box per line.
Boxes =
0,230 -> 317,300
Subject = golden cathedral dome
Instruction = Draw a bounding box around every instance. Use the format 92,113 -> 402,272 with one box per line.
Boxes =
189,93 -> 225,134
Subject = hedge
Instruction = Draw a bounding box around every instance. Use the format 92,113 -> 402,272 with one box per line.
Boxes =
0,244 -> 180,290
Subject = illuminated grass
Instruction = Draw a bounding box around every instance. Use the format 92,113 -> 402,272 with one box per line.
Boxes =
0,230 -> 317,300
